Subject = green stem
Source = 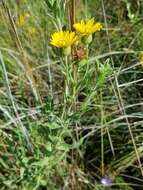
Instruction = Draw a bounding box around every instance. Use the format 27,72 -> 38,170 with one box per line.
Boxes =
100,90 -> 104,176
62,56 -> 70,120
86,44 -> 89,59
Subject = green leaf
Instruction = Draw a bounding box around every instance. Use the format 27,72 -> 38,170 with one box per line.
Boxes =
97,59 -> 112,87
56,140 -> 70,151
3,180 -> 13,187
48,122 -> 63,130
20,167 -> 25,180
44,0 -> 55,9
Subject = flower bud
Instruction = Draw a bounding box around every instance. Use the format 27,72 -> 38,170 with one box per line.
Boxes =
82,34 -> 92,45
78,59 -> 87,65
63,47 -> 71,56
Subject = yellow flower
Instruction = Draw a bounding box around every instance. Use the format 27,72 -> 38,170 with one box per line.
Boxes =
140,51 -> 143,68
140,51 -> 143,62
50,31 -> 78,48
17,15 -> 25,26
28,27 -> 36,35
73,18 -> 102,36
17,13 -> 30,26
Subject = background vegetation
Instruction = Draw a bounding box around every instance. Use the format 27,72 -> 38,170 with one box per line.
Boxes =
0,0 -> 143,189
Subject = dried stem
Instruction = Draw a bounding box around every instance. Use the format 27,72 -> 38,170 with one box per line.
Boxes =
70,0 -> 76,30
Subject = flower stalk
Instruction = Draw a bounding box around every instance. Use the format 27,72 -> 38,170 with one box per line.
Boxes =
70,0 -> 76,30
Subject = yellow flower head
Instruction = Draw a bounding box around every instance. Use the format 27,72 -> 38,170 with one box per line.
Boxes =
28,27 -> 36,35
73,18 -> 102,36
18,15 -> 25,26
140,51 -> 143,62
50,31 -> 78,48
140,51 -> 143,68
17,13 -> 30,26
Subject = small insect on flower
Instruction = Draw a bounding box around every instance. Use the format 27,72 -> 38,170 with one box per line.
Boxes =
73,18 -> 102,36
50,31 -> 78,48
101,176 -> 112,187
